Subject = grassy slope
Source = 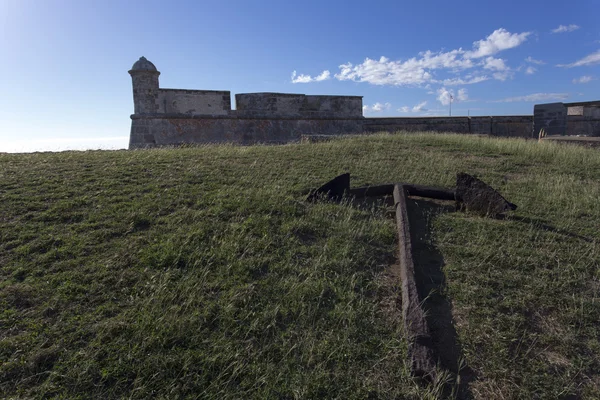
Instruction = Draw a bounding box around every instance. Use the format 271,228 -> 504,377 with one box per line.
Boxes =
1,133 -> 599,399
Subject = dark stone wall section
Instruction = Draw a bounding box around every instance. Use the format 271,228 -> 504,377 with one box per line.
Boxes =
363,116 -> 533,137
534,103 -> 567,136
129,114 -> 537,149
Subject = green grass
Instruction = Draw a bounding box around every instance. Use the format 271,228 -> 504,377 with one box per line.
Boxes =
1,132 -> 599,399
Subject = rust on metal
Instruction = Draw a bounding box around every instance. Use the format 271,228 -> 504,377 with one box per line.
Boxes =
306,173 -> 350,202
456,172 -> 517,216
393,184 -> 437,378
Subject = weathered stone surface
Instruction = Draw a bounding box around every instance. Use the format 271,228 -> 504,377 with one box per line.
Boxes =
306,173 -> 350,202
534,103 -> 567,136
157,89 -> 231,116
363,116 -> 533,137
129,115 -> 365,149
235,93 -> 363,117
456,173 -> 517,216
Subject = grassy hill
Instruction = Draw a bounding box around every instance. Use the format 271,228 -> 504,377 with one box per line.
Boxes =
1,133 -> 599,399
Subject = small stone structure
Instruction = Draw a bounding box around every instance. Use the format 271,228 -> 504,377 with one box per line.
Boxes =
128,57 -> 599,148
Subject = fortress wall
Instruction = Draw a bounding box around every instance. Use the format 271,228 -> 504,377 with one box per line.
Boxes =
128,58 -> 600,148
363,117 -> 471,134
303,95 -> 363,116
534,103 -> 567,136
129,114 -> 364,148
584,107 -> 600,118
157,89 -> 231,116
490,115 -> 534,137
566,116 -> 600,136
235,93 -> 305,115
362,116 -> 533,137
469,117 -> 492,134
128,113 -> 543,149
235,93 -> 363,117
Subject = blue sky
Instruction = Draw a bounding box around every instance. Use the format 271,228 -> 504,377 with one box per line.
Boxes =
1,0 -> 599,152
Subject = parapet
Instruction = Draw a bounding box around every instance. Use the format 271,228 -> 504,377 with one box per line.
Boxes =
157,89 -> 231,116
235,92 -> 363,118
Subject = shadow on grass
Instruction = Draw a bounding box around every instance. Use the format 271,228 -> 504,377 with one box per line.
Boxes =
407,198 -> 476,400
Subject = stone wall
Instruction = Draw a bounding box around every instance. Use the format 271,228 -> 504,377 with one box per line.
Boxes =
157,89 -> 231,116
534,103 -> 567,136
363,117 -> 470,133
129,114 -> 537,148
129,114 -> 365,148
566,116 -> 600,136
490,115 -> 534,137
234,93 -> 363,117
362,116 -> 533,137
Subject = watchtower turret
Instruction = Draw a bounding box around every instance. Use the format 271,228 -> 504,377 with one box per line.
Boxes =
128,57 -> 160,115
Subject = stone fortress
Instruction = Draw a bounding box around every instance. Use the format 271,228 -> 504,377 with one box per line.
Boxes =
128,57 -> 600,149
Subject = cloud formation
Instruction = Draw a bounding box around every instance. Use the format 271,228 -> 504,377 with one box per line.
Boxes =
412,101 -> 428,112
363,102 -> 391,113
552,24 -> 580,33
483,57 -> 508,71
572,75 -> 595,84
525,56 -> 545,65
293,28 -> 529,87
557,50 -> 600,68
442,75 -> 489,86
525,66 -> 537,75
399,101 -> 429,113
291,70 -> 330,83
436,88 -> 468,106
463,29 -> 531,59
492,93 -> 569,103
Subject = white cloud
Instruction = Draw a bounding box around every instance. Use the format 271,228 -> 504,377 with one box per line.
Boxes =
492,93 -> 569,103
525,66 -> 537,75
333,28 -> 530,87
483,57 -> 508,71
373,102 -> 391,111
315,70 -> 330,81
525,56 -> 545,65
398,101 -> 429,113
437,88 -> 468,105
437,88 -> 453,106
291,70 -> 331,83
464,28 -> 531,59
572,75 -> 595,84
412,101 -> 428,112
552,24 -> 580,33
557,50 -> 600,68
363,102 -> 391,113
442,75 -> 489,86
336,56 -> 434,86
494,71 -> 513,81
